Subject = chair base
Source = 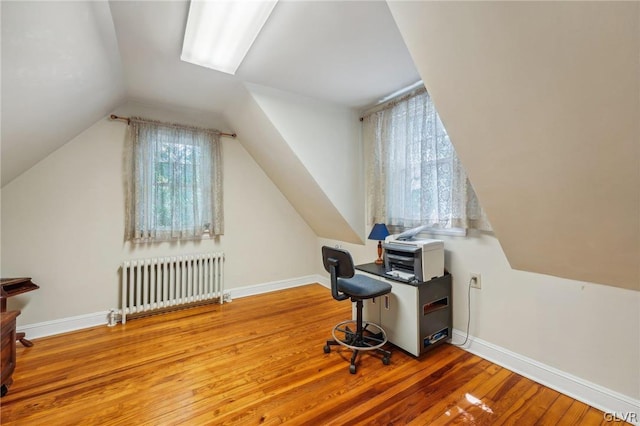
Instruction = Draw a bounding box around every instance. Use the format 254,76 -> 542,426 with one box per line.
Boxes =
323,319 -> 391,374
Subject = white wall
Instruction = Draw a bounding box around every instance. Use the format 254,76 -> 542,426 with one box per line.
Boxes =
317,233 -> 640,403
246,84 -> 364,240
0,102 -> 318,326
1,0 -> 126,186
224,85 -> 363,244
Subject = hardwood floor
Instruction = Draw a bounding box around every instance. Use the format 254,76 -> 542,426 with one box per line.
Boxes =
0,284 -> 621,425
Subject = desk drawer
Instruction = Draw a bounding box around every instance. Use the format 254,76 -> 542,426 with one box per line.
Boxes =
418,274 -> 451,305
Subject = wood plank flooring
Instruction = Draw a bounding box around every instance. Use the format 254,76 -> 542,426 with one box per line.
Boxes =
0,284 -> 624,425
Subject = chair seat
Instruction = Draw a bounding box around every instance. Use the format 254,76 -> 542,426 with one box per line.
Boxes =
337,274 -> 392,299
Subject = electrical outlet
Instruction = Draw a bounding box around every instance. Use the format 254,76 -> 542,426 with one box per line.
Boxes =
470,273 -> 481,289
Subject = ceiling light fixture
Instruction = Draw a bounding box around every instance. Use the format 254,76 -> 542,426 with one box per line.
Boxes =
181,0 -> 278,75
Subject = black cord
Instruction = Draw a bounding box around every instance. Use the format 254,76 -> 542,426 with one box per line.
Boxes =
452,276 -> 472,347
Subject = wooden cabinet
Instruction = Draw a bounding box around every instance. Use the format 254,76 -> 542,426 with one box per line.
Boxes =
355,263 -> 452,357
1,310 -> 20,397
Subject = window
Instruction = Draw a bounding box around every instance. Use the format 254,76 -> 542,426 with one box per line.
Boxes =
364,87 -> 490,232
125,117 -> 223,241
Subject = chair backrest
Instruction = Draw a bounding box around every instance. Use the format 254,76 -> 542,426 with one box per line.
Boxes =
321,246 -> 354,301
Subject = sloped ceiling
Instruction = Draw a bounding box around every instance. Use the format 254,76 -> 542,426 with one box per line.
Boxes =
1,0 -> 419,187
1,0 -> 419,244
388,1 -> 640,290
243,83 -> 364,237
1,1 -> 126,185
225,84 -> 364,243
106,0 -> 243,116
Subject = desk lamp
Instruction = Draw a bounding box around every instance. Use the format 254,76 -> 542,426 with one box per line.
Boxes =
368,223 -> 390,265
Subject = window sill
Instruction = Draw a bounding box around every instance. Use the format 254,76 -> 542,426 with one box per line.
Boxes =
419,227 -> 467,237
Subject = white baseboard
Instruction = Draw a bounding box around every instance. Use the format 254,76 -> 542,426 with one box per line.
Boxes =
452,329 -> 640,425
17,275 -> 328,340
228,274 -> 327,300
18,311 -> 111,340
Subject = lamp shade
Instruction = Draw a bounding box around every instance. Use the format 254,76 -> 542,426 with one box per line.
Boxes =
368,223 -> 390,241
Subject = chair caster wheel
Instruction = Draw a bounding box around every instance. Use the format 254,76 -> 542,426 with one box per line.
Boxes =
323,345 -> 330,354
349,364 -> 357,374
382,357 -> 390,365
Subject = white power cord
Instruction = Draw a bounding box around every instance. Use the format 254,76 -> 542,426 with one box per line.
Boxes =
452,276 -> 472,347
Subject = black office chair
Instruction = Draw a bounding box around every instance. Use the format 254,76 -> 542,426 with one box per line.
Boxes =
321,246 -> 392,374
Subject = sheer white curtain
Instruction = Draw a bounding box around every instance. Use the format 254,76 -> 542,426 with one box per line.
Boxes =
364,88 -> 490,231
125,117 -> 223,242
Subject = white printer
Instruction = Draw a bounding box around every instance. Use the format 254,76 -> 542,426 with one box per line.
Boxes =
382,233 -> 444,282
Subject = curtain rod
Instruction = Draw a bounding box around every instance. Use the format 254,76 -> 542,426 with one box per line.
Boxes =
359,81 -> 425,122
109,114 -> 237,138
